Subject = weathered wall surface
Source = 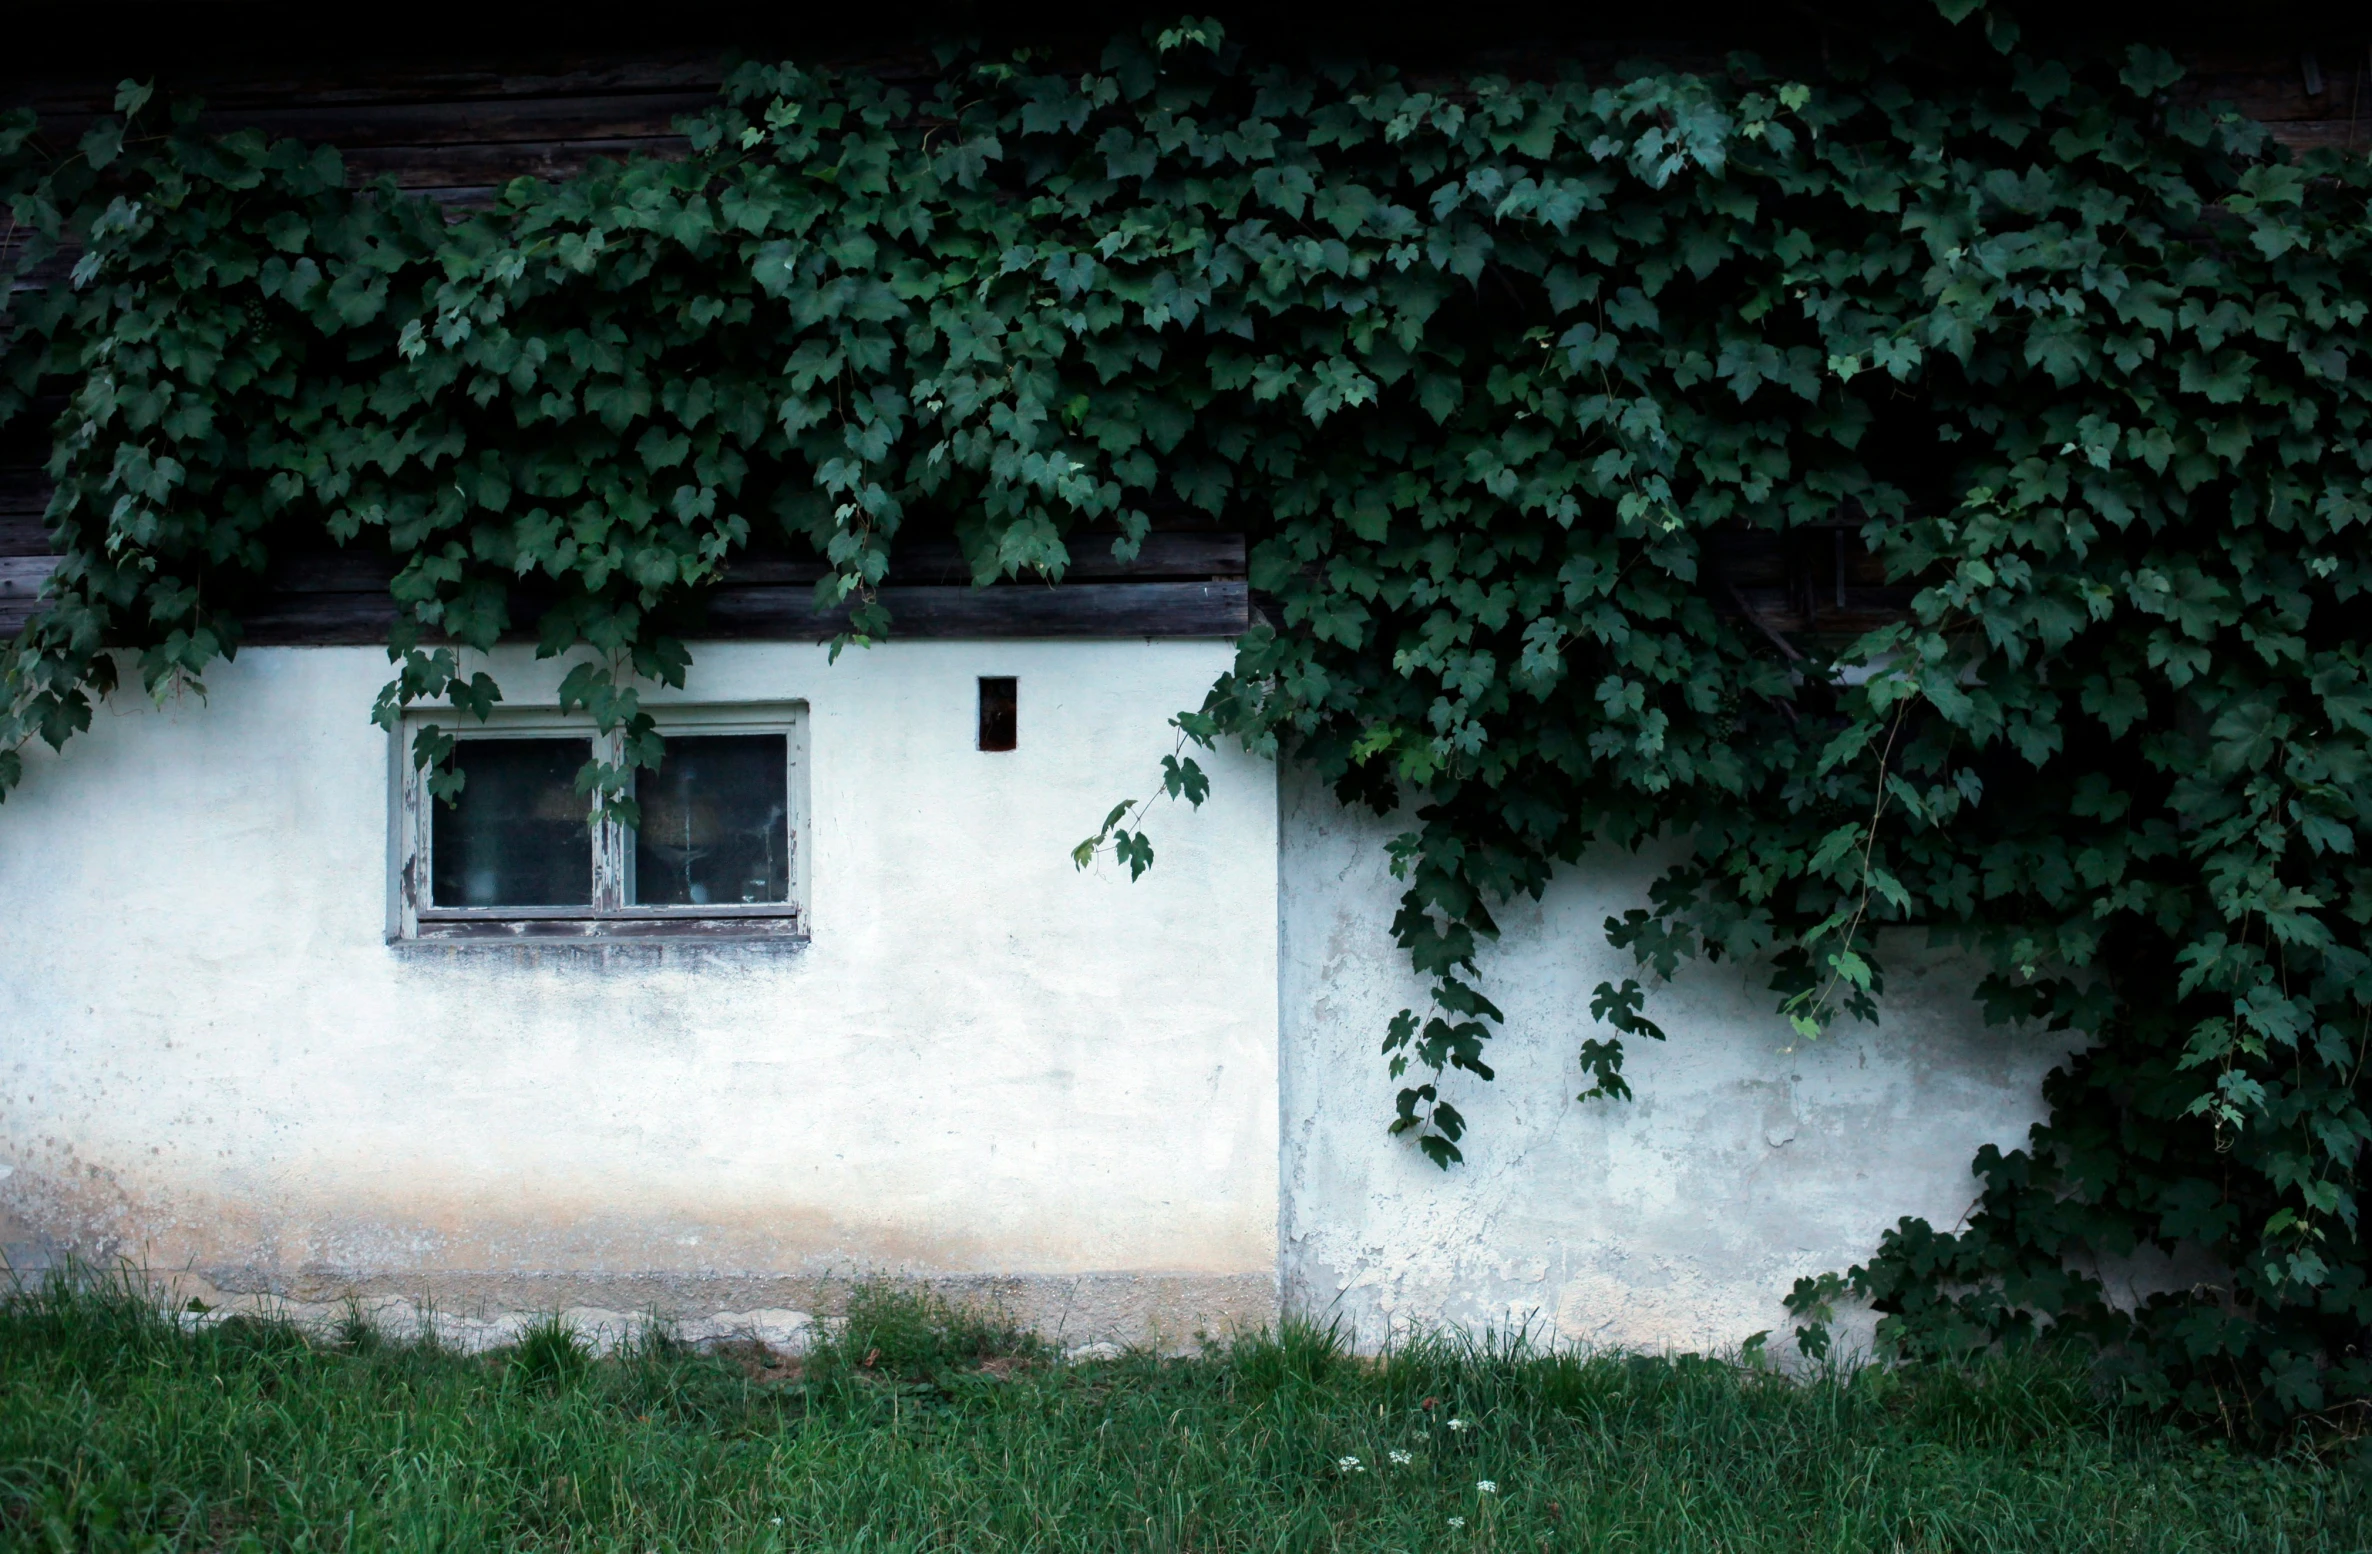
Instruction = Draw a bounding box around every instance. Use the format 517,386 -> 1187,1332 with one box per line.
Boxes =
0,639 -> 1279,1346
4,638 -> 2080,1356
1279,764 -> 2076,1357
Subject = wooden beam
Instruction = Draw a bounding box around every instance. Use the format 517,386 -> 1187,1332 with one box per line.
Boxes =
0,554 -> 1254,641
29,91 -> 722,148
702,581 -> 1250,640
723,533 -> 1246,586
0,517 -> 49,559
340,137 -> 694,189
0,555 -> 53,633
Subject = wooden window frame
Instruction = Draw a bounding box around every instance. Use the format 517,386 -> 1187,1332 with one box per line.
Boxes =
389,701 -> 809,945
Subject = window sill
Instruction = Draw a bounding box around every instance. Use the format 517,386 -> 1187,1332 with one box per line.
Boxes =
400,908 -> 806,945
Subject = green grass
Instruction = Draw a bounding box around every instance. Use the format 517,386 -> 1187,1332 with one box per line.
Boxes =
2,1275 -> 2366,1551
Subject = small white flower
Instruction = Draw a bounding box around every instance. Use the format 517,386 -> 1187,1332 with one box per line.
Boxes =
1337,1455 -> 1366,1473
769,1518 -> 783,1526
1447,1416 -> 1469,1432
1388,1449 -> 1413,1466
1448,1516 -> 1467,1529
1476,1480 -> 1498,1494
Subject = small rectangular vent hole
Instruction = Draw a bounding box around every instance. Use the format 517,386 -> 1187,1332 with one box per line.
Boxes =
978,676 -> 1017,751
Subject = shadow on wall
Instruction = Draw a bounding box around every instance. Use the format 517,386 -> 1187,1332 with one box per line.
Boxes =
1276,763 -> 2081,1359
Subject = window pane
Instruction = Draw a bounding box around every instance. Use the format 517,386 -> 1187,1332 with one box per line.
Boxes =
430,738 -> 593,907
633,735 -> 790,906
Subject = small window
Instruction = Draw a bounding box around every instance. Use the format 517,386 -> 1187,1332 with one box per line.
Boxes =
431,738 -> 594,907
394,706 -> 806,943
632,735 -> 791,906
978,676 -> 1017,751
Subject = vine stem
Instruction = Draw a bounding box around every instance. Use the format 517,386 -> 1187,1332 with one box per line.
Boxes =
1786,689 -> 1914,1037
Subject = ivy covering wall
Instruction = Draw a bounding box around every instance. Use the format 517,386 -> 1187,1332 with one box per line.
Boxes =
7,2 -> 2372,1426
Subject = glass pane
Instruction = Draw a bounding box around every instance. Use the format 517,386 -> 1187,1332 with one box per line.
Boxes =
633,735 -> 790,906
430,738 -> 593,907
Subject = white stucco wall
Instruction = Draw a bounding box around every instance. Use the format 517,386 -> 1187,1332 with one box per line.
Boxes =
0,639 -> 1279,1344
1278,764 -> 2074,1358
3,636 -> 2076,1356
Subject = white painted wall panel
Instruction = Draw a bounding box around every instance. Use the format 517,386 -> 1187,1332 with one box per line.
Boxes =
1278,763 -> 2074,1357
1,636 -> 2074,1356
0,640 -> 1278,1340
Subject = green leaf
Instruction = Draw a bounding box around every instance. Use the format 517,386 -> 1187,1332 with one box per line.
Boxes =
2119,46 -> 2184,97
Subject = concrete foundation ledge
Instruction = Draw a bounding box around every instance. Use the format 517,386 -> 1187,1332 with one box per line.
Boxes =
25,1266 -> 1281,1356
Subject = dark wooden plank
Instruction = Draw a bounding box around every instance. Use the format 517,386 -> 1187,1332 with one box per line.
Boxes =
265,553 -> 400,592
0,554 -> 57,635
1000,532 -> 1245,580
3,50 -> 731,115
0,517 -> 50,559
1721,586 -> 1916,638
202,57 -> 732,107
412,187 -> 505,209
706,580 -> 1252,639
224,579 -> 1258,643
0,516 -> 52,557
4,249 -> 76,297
2262,120 -> 2371,152
1,42 -> 2352,215
0,566 -> 1904,647
2166,49 -> 2372,150
2185,78 -> 2362,123
238,591 -> 395,644
264,92 -> 718,147
251,533 -> 1244,592
34,91 -> 721,149
341,136 -> 692,187
3,532 -> 1925,643
728,533 -> 1246,586
0,470 -> 55,559
1710,528 -> 1891,589
0,552 -> 55,591
0,536 -> 1250,637
10,555 -> 409,609
225,577 -> 1253,643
